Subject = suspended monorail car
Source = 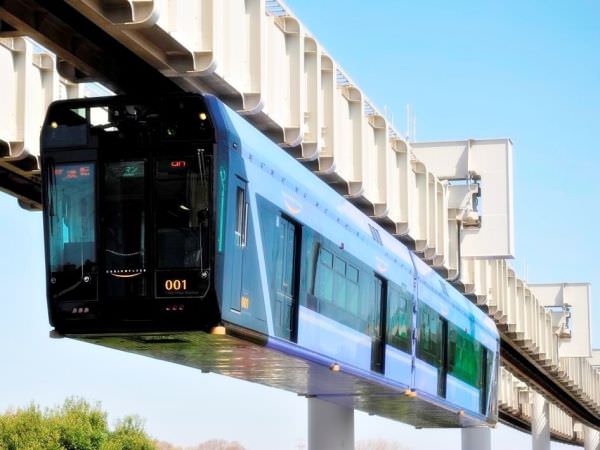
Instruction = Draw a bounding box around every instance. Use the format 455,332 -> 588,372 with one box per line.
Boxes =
41,94 -> 499,428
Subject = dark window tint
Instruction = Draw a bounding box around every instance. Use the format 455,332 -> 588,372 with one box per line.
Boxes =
386,283 -> 413,353
104,161 -> 146,298
155,157 -> 208,268
416,303 -> 442,367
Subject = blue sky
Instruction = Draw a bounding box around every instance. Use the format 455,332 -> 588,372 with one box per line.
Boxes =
0,1 -> 598,448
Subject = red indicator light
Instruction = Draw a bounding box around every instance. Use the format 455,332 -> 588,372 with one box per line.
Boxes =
170,160 -> 187,169
66,169 -> 78,179
54,169 -> 64,176
79,166 -> 90,177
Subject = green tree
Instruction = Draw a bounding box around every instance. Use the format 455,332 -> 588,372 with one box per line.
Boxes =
0,398 -> 157,450
49,397 -> 109,450
0,404 -> 61,450
102,416 -> 155,450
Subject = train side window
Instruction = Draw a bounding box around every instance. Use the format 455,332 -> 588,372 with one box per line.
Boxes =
447,323 -> 482,388
332,257 -> 347,309
346,266 -> 359,315
386,283 -> 413,353
235,187 -> 247,247
314,249 -> 334,303
416,303 -> 442,367
313,246 -> 367,331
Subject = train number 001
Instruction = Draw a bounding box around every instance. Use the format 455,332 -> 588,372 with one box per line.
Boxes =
164,279 -> 187,291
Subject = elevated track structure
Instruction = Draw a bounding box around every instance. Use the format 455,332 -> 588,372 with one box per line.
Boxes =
0,1 -> 598,448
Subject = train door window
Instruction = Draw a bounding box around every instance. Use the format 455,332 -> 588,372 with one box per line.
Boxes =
487,348 -> 499,418
370,276 -> 387,374
386,283 -> 413,353
155,157 -> 207,269
47,162 -> 97,300
235,187 -> 248,247
230,179 -> 247,311
439,318 -> 449,398
480,346 -> 489,414
416,303 -> 442,367
272,216 -> 298,340
103,161 -> 146,298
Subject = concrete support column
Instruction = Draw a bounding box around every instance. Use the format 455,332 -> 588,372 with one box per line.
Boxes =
461,426 -> 491,450
584,425 -> 600,450
308,398 -> 354,450
532,392 -> 550,450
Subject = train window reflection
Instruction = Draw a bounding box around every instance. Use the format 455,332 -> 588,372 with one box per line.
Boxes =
156,157 -> 207,269
48,162 -> 96,274
104,160 -> 146,298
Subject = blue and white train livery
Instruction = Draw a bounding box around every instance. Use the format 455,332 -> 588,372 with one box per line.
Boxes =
41,94 -> 499,429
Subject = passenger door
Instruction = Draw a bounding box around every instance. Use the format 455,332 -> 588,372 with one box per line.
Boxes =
271,215 -> 299,341
371,275 -> 387,374
102,160 -> 147,301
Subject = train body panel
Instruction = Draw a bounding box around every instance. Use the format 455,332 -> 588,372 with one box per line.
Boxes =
297,306 -> 373,372
41,94 -> 500,428
206,96 -> 499,422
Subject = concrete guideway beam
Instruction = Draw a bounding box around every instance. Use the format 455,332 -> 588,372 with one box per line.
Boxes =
0,0 -> 179,95
461,427 -> 492,450
308,398 -> 354,450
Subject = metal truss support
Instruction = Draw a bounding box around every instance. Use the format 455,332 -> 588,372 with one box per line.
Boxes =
532,392 -> 550,450
584,425 -> 600,450
308,398 -> 354,450
461,427 -> 491,450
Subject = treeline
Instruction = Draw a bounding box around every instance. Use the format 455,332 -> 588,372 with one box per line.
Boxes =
0,398 -> 409,450
0,398 -> 245,450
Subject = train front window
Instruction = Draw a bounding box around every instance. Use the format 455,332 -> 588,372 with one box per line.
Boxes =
104,161 -> 146,298
47,162 -> 96,281
155,155 -> 208,269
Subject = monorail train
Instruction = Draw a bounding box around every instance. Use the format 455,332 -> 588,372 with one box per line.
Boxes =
41,94 -> 499,428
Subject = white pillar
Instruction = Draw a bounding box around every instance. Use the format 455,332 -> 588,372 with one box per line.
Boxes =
308,398 -> 354,450
461,427 -> 492,450
584,425 -> 600,450
532,392 -> 550,450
